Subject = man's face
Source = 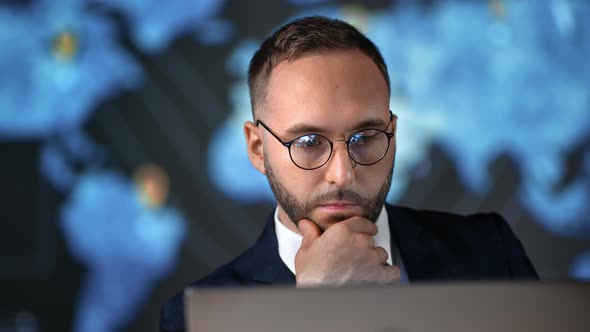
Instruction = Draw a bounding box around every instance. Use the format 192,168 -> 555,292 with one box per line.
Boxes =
265,155 -> 393,231
253,49 -> 396,232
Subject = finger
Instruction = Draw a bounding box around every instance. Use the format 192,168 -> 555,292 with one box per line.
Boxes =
366,235 -> 375,248
299,219 -> 322,248
386,265 -> 401,283
342,217 -> 378,236
352,233 -> 375,249
373,246 -> 389,264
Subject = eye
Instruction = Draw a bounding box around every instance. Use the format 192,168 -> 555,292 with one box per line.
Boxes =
349,132 -> 377,145
293,135 -> 324,148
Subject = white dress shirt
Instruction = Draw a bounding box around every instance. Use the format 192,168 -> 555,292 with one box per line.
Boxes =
274,206 -> 408,282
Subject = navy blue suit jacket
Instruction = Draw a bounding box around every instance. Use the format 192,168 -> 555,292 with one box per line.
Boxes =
160,204 -> 538,332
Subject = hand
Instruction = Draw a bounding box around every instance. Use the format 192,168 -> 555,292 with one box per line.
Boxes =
294,217 -> 401,287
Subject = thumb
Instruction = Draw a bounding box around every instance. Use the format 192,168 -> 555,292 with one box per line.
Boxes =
299,219 -> 321,247
386,265 -> 402,284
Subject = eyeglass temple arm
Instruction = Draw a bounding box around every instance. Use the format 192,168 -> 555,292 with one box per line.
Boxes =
256,120 -> 291,146
257,111 -> 395,145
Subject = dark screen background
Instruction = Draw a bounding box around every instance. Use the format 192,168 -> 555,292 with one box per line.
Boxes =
1,1 -> 589,331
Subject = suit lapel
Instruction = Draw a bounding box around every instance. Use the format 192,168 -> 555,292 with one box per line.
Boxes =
253,263 -> 296,284
251,212 -> 296,285
386,204 -> 447,281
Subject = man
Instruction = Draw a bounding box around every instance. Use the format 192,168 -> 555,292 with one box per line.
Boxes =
160,16 -> 537,332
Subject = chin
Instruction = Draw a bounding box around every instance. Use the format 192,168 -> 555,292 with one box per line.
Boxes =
311,211 -> 359,231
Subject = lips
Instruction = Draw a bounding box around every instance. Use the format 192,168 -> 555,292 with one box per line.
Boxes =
318,201 -> 360,210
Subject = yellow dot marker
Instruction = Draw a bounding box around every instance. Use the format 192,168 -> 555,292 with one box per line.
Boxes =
53,31 -> 78,60
134,164 -> 170,208
489,0 -> 507,19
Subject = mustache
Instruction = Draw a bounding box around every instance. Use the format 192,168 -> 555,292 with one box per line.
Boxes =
308,189 -> 366,207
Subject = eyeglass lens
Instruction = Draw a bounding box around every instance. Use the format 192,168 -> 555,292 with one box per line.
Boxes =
289,129 -> 391,169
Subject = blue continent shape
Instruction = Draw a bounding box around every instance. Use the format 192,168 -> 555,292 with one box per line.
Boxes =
91,0 -> 231,52
381,1 -> 590,237
0,0 -> 142,140
288,0 -> 331,5
207,40 -> 273,203
386,1 -> 590,193
520,151 -> 590,237
61,171 -> 185,332
209,1 -> 590,243
40,129 -> 106,192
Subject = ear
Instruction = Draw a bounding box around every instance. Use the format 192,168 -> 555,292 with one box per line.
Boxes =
391,113 -> 398,135
244,121 -> 266,175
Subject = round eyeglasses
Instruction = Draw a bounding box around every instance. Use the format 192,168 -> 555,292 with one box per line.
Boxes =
257,111 -> 395,170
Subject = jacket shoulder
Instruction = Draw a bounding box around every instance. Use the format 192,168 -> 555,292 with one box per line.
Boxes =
387,205 -> 538,280
195,245 -> 262,286
391,205 -> 515,237
160,244 -> 262,332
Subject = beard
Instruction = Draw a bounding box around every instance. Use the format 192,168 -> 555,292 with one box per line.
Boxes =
264,152 -> 394,231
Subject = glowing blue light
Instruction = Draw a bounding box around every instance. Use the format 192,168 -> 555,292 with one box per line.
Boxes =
92,0 -> 231,52
61,171 -> 185,332
0,0 -> 142,139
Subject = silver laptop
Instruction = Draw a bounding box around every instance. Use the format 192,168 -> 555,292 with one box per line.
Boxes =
185,282 -> 590,332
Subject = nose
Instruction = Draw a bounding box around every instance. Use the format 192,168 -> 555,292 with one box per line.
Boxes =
323,141 -> 355,187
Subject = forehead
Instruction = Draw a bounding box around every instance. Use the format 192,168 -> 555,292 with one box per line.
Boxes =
263,49 -> 390,133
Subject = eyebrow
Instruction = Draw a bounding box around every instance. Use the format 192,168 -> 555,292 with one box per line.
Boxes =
284,117 -> 388,137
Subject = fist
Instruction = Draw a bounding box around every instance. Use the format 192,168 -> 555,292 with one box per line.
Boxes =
294,217 -> 401,287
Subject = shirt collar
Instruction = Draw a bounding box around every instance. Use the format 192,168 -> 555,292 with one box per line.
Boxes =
274,206 -> 392,275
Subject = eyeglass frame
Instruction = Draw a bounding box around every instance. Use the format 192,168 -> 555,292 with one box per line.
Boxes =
256,111 -> 395,170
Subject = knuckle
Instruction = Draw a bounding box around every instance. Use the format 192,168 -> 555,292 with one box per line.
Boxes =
370,223 -> 378,235
389,266 -> 401,280
373,246 -> 388,261
332,222 -> 351,236
353,233 -> 371,247
361,219 -> 377,235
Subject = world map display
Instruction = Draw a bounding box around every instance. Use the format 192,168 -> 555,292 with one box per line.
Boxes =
0,0 -> 589,331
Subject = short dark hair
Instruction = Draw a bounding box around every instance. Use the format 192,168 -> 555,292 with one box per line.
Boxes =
247,16 -> 391,119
